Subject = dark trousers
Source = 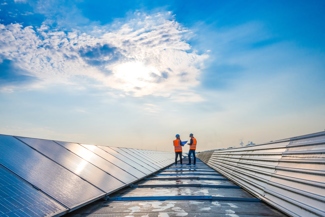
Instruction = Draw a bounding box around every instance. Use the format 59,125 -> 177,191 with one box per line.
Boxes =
188,149 -> 196,165
175,152 -> 182,165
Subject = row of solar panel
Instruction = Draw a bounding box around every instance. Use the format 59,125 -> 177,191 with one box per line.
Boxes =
0,135 -> 175,216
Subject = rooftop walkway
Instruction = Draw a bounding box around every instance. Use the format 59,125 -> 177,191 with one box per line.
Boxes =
69,158 -> 286,216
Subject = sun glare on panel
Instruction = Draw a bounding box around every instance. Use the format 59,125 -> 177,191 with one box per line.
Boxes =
75,160 -> 88,174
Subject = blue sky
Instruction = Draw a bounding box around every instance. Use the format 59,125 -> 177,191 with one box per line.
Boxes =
1,0 -> 324,151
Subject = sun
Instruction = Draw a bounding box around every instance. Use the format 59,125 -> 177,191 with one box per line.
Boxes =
113,62 -> 159,89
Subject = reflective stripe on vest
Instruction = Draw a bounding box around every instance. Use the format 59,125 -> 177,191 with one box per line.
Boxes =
174,139 -> 182,152
190,137 -> 197,150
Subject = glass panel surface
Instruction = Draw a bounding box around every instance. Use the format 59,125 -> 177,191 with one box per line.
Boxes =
135,150 -> 166,168
98,146 -> 152,175
108,147 -> 156,172
0,135 -> 104,209
55,141 -> 137,184
134,150 -> 165,168
17,137 -> 124,193
81,144 -> 146,179
154,151 -> 174,165
128,149 -> 164,168
120,148 -> 160,170
151,151 -> 174,166
0,165 -> 67,216
121,148 -> 160,171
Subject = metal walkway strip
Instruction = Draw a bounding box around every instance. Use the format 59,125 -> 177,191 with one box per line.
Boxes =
109,196 -> 261,202
165,168 -> 200,170
148,177 -> 228,180
164,169 -> 214,172
169,166 -> 197,169
134,184 -> 241,188
156,173 -> 221,176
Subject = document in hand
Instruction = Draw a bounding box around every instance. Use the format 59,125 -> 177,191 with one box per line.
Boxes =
181,141 -> 187,146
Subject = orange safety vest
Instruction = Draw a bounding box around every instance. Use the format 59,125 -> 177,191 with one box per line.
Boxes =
173,139 -> 182,152
190,137 -> 197,150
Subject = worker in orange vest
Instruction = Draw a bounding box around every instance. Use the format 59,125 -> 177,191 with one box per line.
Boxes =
173,134 -> 183,165
187,133 -> 197,165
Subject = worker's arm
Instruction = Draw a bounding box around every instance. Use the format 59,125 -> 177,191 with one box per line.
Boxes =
188,138 -> 193,145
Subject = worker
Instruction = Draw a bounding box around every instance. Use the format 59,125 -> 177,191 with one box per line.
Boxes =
187,133 -> 197,165
173,134 -> 183,165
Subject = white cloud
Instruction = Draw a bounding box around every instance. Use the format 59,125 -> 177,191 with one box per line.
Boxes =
14,0 -> 27,3
144,104 -> 161,113
0,12 -> 208,101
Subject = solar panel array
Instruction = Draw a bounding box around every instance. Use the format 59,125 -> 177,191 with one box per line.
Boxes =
0,134 -> 174,216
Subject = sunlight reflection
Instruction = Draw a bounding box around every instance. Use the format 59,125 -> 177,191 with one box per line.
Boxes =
75,160 -> 88,174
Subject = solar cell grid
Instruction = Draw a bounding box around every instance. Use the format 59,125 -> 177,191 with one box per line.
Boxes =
0,164 -> 67,216
0,135 -> 105,209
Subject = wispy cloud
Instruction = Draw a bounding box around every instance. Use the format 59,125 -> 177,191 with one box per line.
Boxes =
0,12 -> 208,101
14,0 -> 27,3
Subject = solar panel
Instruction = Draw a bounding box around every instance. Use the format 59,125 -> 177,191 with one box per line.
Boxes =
120,148 -> 160,169
108,147 -> 156,172
0,164 -> 67,216
0,135 -> 104,210
132,149 -> 166,168
120,148 -> 160,170
98,146 -> 152,175
141,150 -> 167,166
81,144 -> 146,179
17,137 -> 125,194
141,150 -> 169,165
129,149 -> 165,168
55,141 -> 137,184
152,151 -> 174,166
133,149 -> 174,167
142,150 -> 174,166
